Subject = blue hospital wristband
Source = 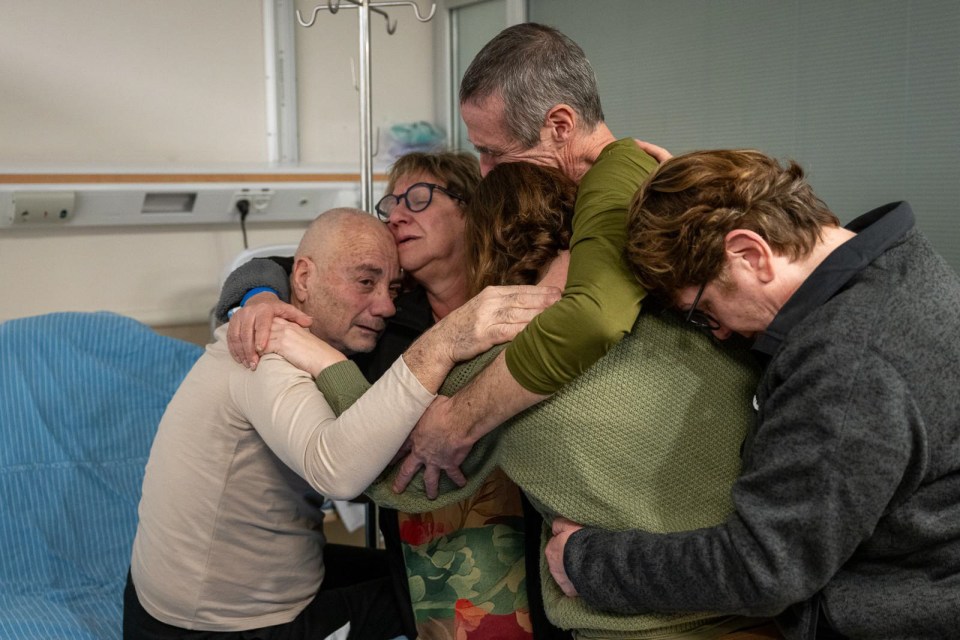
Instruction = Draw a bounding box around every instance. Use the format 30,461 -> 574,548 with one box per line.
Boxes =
240,286 -> 279,306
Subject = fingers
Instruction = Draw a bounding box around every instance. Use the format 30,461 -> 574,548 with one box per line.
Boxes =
552,516 -> 575,535
253,309 -> 274,356
633,139 -> 673,163
277,304 -> 313,328
445,466 -> 467,489
392,454 -> 422,494
227,309 -> 260,369
423,466 -> 441,500
227,315 -> 245,364
481,285 -> 562,309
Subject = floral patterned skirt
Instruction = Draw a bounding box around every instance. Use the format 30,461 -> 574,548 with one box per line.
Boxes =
398,468 -> 532,640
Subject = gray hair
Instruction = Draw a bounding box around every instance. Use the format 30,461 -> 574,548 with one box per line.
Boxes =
459,23 -> 604,149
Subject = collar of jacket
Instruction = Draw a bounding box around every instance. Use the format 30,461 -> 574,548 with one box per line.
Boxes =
752,201 -> 915,356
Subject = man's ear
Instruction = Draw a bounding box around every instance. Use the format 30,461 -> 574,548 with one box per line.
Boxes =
290,257 -> 314,304
543,104 -> 577,144
724,229 -> 775,283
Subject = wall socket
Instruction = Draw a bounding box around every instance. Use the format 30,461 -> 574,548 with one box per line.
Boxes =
13,191 -> 76,223
230,188 -> 274,215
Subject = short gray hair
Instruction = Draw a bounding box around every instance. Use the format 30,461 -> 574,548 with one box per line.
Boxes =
459,23 -> 604,149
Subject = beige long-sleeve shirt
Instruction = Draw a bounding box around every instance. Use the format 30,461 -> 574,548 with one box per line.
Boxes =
131,325 -> 433,631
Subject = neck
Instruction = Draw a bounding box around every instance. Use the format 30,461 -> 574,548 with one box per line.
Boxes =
559,122 -> 617,183
417,270 -> 469,320
800,225 -> 858,276
778,225 -> 858,304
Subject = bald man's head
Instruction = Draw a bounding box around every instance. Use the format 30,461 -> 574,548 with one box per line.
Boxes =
291,208 -> 401,355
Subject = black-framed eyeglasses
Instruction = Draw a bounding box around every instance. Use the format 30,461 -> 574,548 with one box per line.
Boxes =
685,283 -> 722,331
374,182 -> 465,222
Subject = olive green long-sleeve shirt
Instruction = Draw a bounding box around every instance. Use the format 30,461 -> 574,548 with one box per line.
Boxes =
505,138 -> 658,394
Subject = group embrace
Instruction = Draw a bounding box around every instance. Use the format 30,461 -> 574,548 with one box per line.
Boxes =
125,23 -> 960,640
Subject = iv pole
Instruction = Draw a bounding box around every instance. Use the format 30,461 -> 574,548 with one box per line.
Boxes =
296,0 -> 437,547
297,0 -> 437,213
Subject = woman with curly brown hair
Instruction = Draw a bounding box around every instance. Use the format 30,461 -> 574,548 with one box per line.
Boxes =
466,162 -> 577,296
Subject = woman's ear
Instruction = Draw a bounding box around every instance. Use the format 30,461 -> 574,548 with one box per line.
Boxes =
290,257 -> 314,304
724,229 -> 775,284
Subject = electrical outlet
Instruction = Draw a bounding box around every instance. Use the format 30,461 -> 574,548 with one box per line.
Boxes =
13,191 -> 76,224
230,188 -> 274,215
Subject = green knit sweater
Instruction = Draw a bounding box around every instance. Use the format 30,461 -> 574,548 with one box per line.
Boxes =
316,310 -> 760,638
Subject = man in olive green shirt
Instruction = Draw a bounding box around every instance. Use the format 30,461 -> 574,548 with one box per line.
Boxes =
395,23 -> 663,497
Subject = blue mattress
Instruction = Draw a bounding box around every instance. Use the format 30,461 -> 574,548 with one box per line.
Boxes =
0,312 -> 202,639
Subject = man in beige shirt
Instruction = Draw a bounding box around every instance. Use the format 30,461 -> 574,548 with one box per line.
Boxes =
125,208 -> 557,640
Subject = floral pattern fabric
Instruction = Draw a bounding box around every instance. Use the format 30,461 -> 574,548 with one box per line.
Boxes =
398,468 -> 532,640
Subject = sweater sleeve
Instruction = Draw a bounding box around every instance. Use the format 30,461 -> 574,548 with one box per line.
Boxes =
504,139 -> 656,394
232,354 -> 435,500
213,256 -> 294,323
563,330 -> 921,618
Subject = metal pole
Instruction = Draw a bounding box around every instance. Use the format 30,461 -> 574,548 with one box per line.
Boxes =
357,0 -> 374,213
357,0 -> 379,548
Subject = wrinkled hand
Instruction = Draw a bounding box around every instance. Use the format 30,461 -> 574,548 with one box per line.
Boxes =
546,517 -> 584,597
263,318 -> 345,377
436,284 -> 561,364
227,292 -> 312,369
633,139 -> 673,164
392,396 -> 471,498
389,436 -> 413,466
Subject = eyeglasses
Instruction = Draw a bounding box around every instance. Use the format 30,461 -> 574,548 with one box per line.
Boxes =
374,182 -> 465,222
685,283 -> 721,331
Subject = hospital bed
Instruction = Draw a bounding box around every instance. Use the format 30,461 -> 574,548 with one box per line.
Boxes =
0,311 -> 202,639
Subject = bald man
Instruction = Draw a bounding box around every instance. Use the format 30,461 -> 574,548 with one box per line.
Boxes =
125,209 -> 558,640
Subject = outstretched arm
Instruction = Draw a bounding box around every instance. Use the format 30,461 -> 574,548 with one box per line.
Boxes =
293,285 -> 559,497
396,139 -> 658,496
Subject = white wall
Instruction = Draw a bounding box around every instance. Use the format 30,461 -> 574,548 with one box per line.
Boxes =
0,0 -> 436,325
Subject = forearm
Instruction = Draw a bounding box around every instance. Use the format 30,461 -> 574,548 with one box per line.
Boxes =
242,356 -> 432,500
504,138 -> 654,394
401,329 -> 459,394
304,357 -> 434,498
445,351 -> 545,443
564,524 -> 780,616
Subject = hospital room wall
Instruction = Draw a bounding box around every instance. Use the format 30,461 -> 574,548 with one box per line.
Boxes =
0,0 -> 436,328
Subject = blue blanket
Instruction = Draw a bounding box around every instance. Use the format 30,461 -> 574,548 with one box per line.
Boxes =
0,312 -> 202,639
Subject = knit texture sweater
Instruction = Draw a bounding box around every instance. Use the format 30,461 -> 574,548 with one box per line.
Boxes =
316,310 -> 760,637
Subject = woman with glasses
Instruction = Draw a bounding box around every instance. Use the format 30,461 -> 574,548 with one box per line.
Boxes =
214,151 -> 561,640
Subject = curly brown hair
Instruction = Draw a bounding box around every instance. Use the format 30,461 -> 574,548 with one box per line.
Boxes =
465,162 -> 578,296
625,149 -> 840,296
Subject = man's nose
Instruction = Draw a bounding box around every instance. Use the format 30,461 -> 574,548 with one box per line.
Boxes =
712,325 -> 734,341
479,155 -> 498,177
371,291 -> 397,319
